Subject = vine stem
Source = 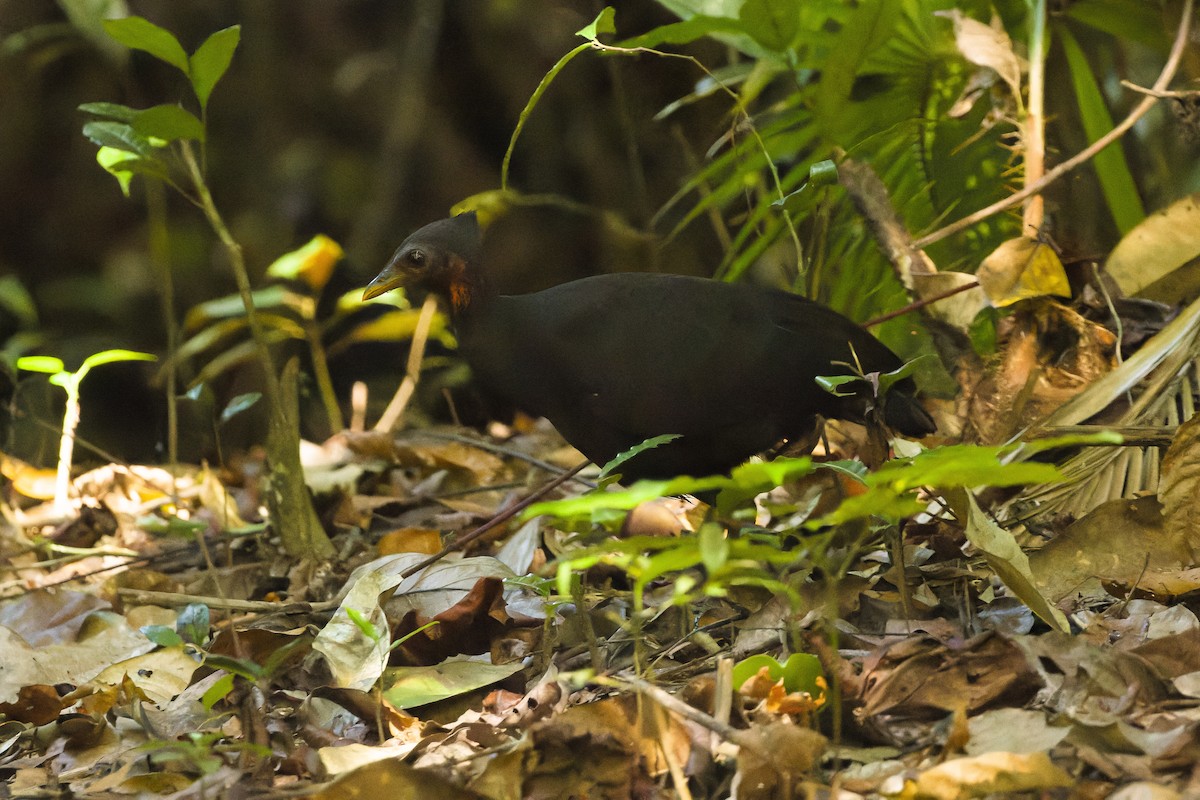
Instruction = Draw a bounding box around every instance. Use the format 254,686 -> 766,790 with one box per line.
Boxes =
914,0 -> 1194,249
179,142 -> 283,411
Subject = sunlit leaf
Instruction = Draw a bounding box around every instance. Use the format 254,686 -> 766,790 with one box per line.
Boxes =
80,349 -> 157,371
16,356 -> 65,375
266,235 -> 344,292
189,25 -> 240,110
577,7 -> 615,41
132,104 -> 205,143
102,16 -> 189,73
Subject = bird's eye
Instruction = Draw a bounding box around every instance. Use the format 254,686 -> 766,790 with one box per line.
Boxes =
408,248 -> 426,266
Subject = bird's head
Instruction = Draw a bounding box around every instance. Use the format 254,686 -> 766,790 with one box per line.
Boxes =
363,212 -> 483,312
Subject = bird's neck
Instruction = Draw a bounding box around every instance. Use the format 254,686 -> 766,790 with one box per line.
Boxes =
443,260 -> 494,320
444,267 -> 494,321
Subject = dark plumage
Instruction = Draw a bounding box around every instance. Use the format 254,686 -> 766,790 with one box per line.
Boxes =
364,213 -> 934,481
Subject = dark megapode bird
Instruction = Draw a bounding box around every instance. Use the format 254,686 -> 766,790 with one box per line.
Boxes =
363,213 -> 934,482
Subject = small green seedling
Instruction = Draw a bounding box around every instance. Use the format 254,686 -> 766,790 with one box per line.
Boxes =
17,349 -> 156,515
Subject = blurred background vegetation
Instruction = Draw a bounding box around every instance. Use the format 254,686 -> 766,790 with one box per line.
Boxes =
1,0 -> 1196,469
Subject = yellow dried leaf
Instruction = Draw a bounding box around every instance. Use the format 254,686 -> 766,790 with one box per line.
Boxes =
976,237 -> 1070,307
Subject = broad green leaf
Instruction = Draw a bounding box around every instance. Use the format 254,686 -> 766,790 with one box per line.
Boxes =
739,0 -> 800,53
1058,26 -> 1143,235
732,652 -> 825,697
618,15 -> 749,49
815,0 -> 902,134
1065,0 -> 1168,51
78,102 -> 138,123
82,120 -> 155,156
102,16 -> 189,73
140,626 -> 184,647
132,104 -> 205,143
577,7 -> 616,41
189,25 -> 241,110
715,457 -> 814,514
16,355 -> 65,375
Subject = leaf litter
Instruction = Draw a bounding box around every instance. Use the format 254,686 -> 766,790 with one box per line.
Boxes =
3,416 -> 1200,799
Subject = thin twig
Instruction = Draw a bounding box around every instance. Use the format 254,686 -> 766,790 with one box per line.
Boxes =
398,461 -> 590,579
914,0 -> 1194,249
861,279 -> 981,329
416,430 -> 597,488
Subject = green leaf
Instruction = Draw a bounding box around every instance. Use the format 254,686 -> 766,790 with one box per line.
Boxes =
577,7 -> 616,41
816,374 -> 860,397
1065,0 -> 1168,51
220,392 -> 262,424
16,355 -> 65,375
189,25 -> 241,110
201,673 -> 236,710
383,657 -> 525,709
739,0 -> 800,53
0,276 -> 37,327
82,120 -> 155,157
618,15 -> 749,49
141,625 -> 185,648
78,102 -> 139,123
599,433 -> 681,479
81,349 -> 157,371
176,603 -> 211,645
102,16 -> 190,73
96,148 -> 171,192
132,104 -> 205,143
732,652 -> 825,697
698,521 -> 729,574
1058,26 -> 1143,234
526,474 -> 728,522
877,354 -> 935,395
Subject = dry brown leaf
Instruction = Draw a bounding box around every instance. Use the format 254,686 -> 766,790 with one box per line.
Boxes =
913,750 -> 1073,799
966,298 -> 1116,443
1159,410 -> 1200,559
377,527 -> 443,555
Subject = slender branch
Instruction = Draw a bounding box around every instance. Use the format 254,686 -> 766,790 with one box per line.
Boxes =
179,142 -> 283,410
861,279 -> 981,329
914,0 -> 1194,249
399,461 -> 589,579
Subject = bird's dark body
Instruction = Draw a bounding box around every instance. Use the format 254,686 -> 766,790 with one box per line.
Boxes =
365,214 -> 934,481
